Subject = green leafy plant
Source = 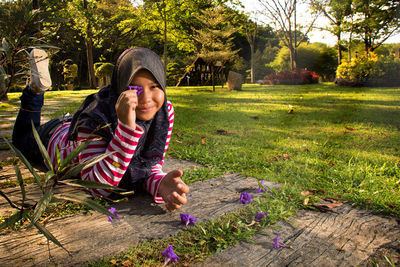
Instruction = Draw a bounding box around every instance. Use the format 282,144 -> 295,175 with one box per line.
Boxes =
0,122 -> 124,252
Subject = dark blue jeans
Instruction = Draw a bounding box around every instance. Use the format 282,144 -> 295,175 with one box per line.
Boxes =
12,86 -> 69,171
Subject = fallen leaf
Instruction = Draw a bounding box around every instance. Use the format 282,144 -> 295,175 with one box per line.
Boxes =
336,248 -> 345,252
175,132 -> 182,137
273,156 -> 281,161
322,202 -> 343,209
199,240 -> 206,245
345,127 -> 356,131
365,199 -> 372,204
283,154 -> 290,160
110,260 -> 117,265
175,140 -> 182,143
301,191 -> 312,196
201,138 -> 206,145
303,198 -> 310,205
121,260 -> 132,267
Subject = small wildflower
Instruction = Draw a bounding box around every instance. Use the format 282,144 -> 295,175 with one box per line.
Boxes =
161,245 -> 178,266
254,211 -> 269,222
107,207 -> 120,222
273,236 -> 285,249
256,180 -> 266,193
180,213 -> 197,226
240,192 -> 252,204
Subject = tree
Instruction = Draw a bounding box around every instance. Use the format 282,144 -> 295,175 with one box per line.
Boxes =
66,0 -> 105,88
0,0 -> 46,100
193,6 -> 240,91
352,0 -> 400,53
310,0 -> 352,65
258,0 -> 319,70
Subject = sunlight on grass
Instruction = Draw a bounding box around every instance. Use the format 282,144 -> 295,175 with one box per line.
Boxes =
168,83 -> 400,216
4,84 -> 399,216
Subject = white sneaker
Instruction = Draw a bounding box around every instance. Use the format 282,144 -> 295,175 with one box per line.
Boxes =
29,48 -> 52,93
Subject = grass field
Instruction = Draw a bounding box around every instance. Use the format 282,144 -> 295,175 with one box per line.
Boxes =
4,83 -> 399,215
3,83 -> 400,265
166,83 -> 400,216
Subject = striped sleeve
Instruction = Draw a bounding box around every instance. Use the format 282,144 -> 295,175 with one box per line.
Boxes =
145,101 -> 174,203
77,121 -> 144,197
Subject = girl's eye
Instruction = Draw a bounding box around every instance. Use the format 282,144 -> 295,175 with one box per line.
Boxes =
151,85 -> 161,90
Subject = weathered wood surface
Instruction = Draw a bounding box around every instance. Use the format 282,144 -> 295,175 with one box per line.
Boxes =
193,204 -> 400,267
0,173 -> 266,266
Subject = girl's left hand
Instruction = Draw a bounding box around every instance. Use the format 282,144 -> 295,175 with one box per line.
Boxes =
158,170 -> 190,212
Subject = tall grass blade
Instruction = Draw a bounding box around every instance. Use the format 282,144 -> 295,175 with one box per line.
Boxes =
4,138 -> 43,190
13,164 -> 26,204
58,140 -> 91,171
60,179 -> 124,191
31,121 -> 53,172
33,221 -> 68,253
31,190 -> 53,225
61,152 -> 114,180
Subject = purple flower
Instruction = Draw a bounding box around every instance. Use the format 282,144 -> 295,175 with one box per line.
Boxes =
273,236 -> 285,249
256,180 -> 266,193
161,245 -> 178,266
127,85 -> 144,96
254,211 -> 269,222
240,192 -> 252,204
107,207 -> 121,222
180,213 -> 197,226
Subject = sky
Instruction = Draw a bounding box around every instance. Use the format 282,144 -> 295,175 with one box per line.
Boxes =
239,0 -> 400,46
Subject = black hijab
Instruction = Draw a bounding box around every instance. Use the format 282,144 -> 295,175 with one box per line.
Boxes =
67,48 -> 169,189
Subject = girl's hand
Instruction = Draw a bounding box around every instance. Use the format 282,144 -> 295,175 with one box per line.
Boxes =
158,170 -> 190,212
115,90 -> 138,129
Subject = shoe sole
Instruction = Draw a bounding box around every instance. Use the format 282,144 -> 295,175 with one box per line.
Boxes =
29,48 -> 52,92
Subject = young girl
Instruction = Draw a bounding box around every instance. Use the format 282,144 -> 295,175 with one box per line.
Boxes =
12,47 -> 189,212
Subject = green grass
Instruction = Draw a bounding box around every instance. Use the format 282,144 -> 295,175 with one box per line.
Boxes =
3,83 -> 400,264
166,83 -> 400,216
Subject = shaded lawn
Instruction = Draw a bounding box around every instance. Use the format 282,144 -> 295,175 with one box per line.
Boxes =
4,83 -> 400,216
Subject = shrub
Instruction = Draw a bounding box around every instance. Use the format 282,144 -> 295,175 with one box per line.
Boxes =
262,69 -> 319,85
336,52 -> 379,86
267,43 -> 337,81
95,62 -> 114,79
62,59 -> 78,88
336,52 -> 400,86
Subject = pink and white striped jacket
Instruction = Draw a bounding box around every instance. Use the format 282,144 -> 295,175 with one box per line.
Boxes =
47,101 -> 174,203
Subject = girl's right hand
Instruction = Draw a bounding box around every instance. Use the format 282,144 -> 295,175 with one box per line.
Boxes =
115,90 -> 138,129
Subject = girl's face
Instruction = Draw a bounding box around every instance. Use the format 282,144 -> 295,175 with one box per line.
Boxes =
131,69 -> 165,121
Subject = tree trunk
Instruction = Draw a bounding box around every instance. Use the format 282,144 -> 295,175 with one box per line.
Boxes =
85,37 -> 96,89
289,45 -> 295,71
337,27 -> 342,65
250,43 -> 255,83
163,0 -> 167,73
212,65 -> 215,92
